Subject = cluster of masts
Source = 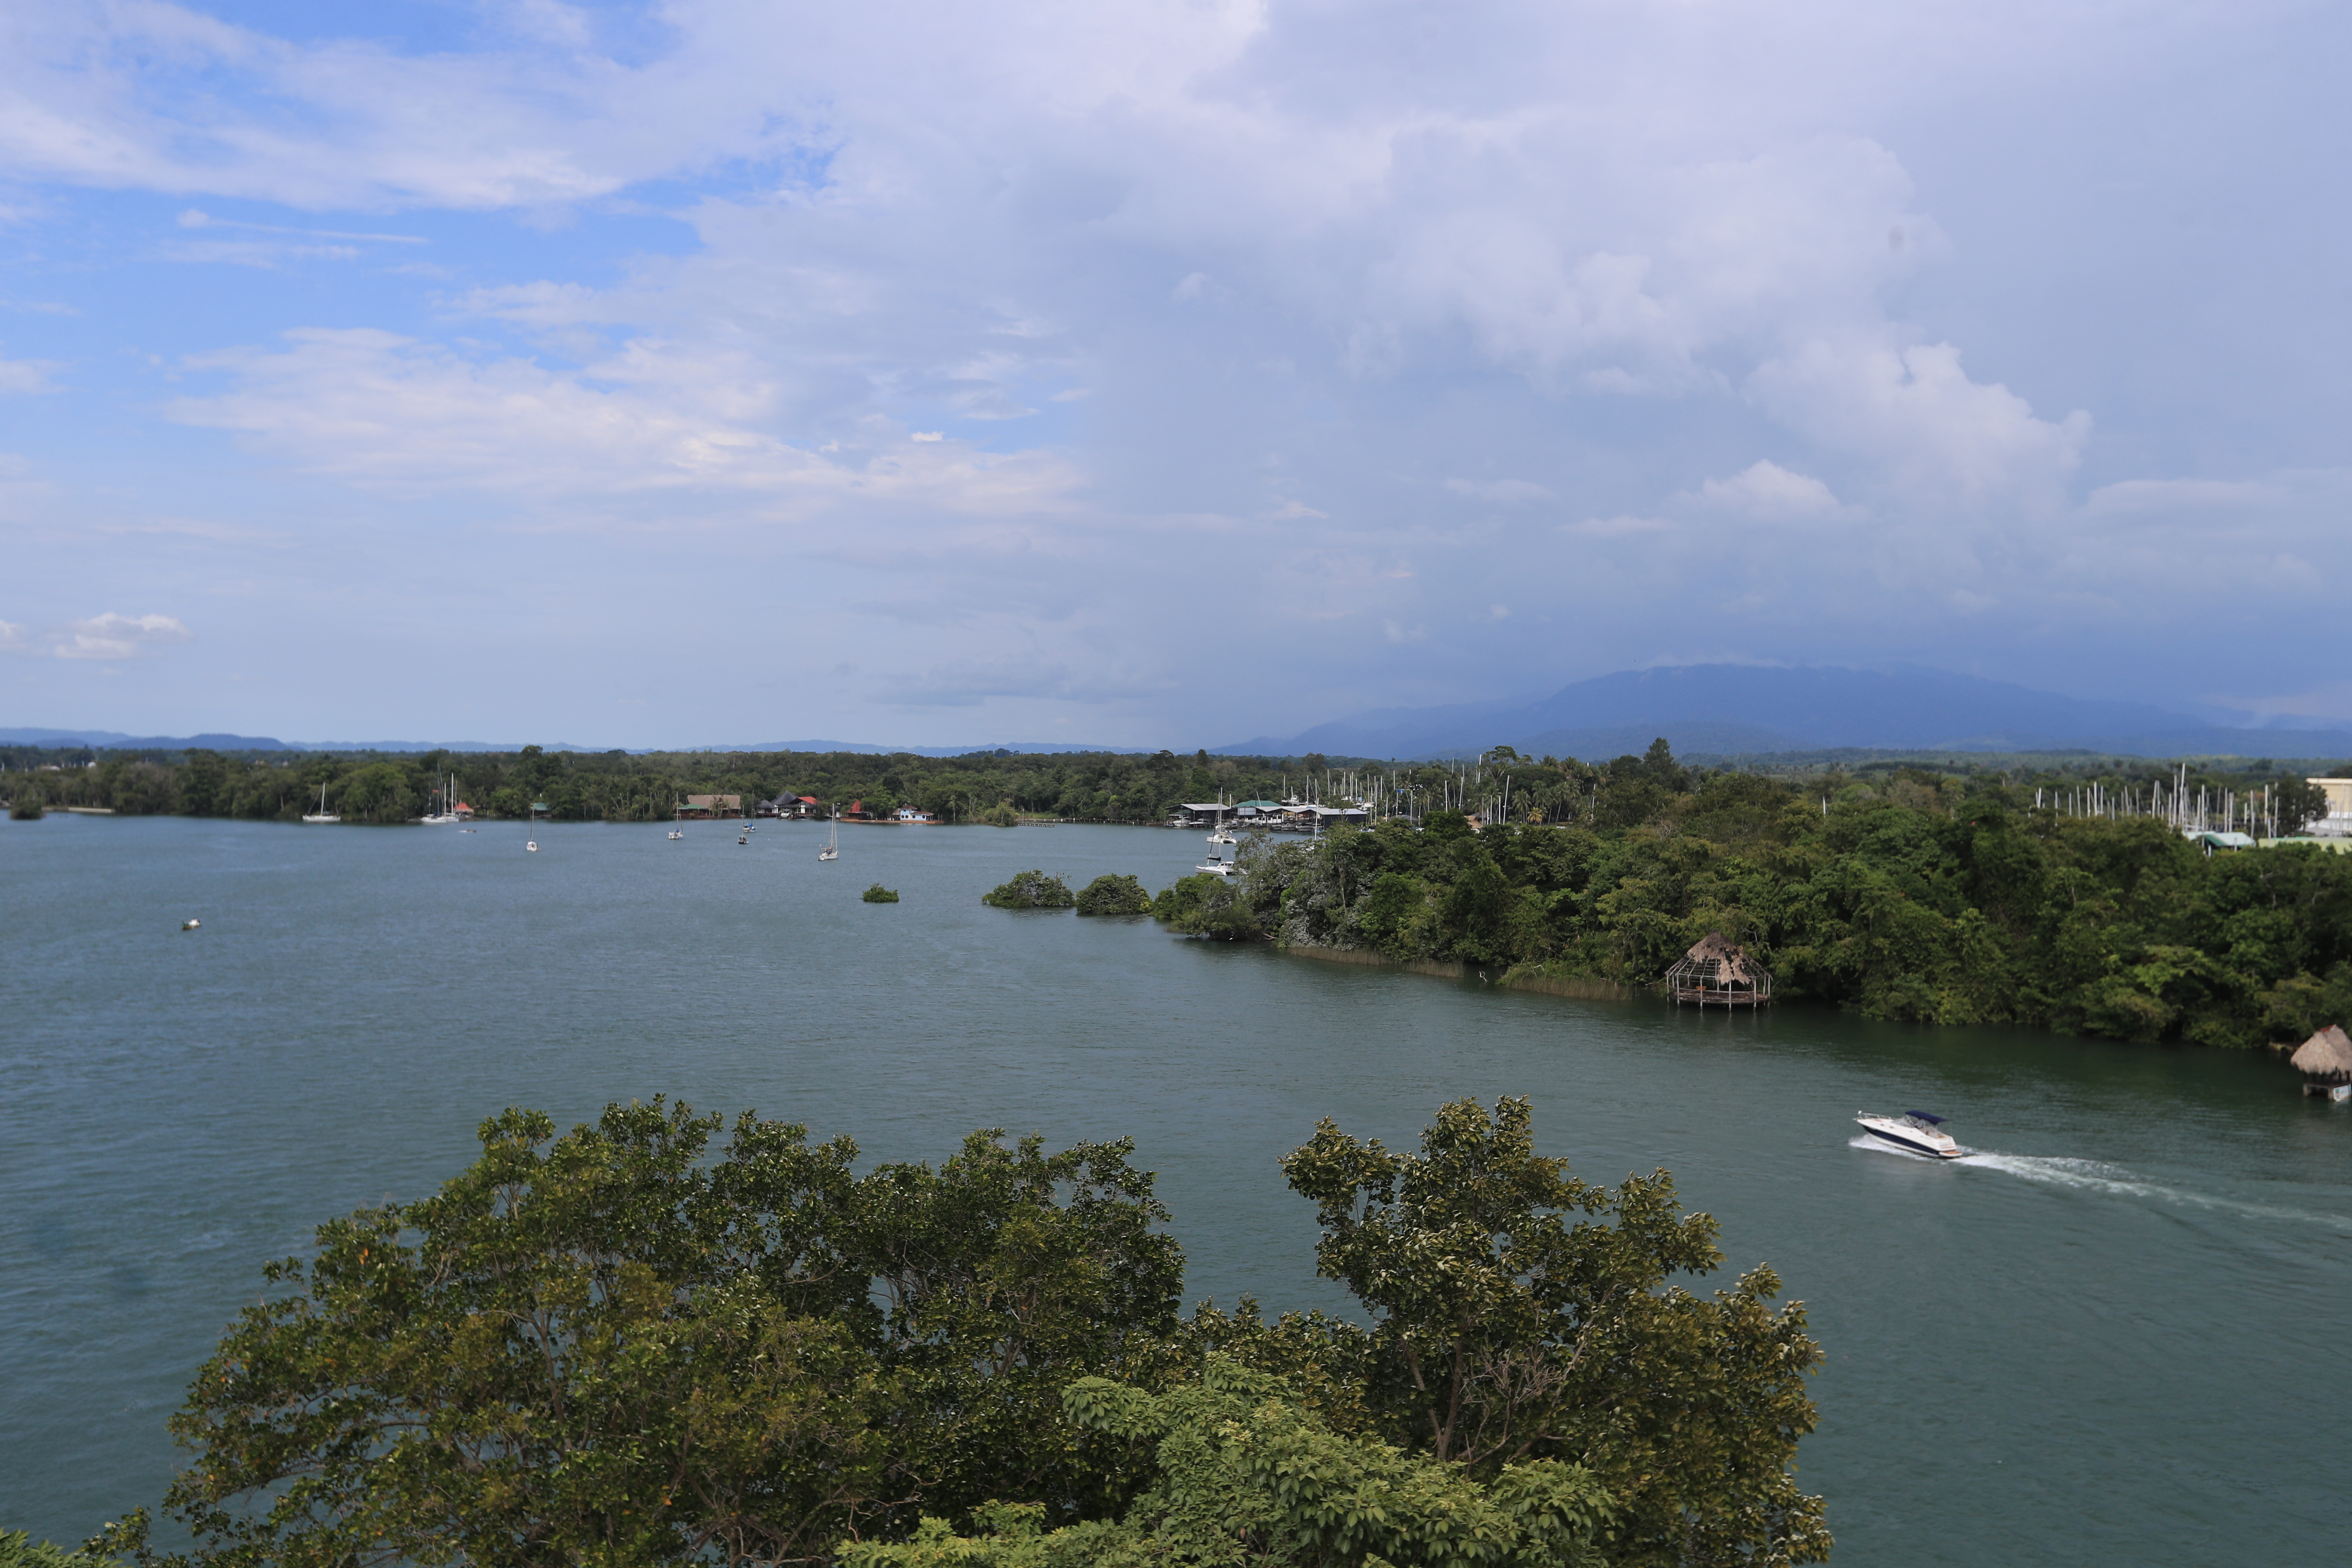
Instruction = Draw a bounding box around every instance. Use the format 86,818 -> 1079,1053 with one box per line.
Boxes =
2032,765 -> 2288,839
1299,753 -> 1532,827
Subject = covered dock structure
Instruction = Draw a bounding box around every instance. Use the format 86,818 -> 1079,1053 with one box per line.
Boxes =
1665,931 -> 1773,1008
2290,1024 -> 2352,1099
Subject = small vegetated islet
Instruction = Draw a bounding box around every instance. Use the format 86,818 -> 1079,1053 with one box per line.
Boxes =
982,869 -> 1075,909
862,884 -> 900,903
1072,873 -> 1152,916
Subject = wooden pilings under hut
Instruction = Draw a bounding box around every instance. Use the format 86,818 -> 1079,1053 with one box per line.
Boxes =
2290,1024 -> 2352,1100
1665,931 -> 1773,1008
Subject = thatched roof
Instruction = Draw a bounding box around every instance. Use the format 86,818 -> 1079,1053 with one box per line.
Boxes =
1682,930 -> 1760,985
2291,1024 -> 2352,1082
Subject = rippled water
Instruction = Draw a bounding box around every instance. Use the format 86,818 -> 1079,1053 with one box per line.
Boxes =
3,815 -> 2346,1564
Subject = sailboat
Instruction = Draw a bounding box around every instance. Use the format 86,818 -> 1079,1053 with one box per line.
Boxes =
818,814 -> 840,861
301,784 -> 339,824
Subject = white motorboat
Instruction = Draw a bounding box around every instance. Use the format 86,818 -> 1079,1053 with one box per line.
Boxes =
1855,1111 -> 1962,1159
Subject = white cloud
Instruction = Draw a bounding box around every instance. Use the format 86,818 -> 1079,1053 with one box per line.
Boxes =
166,329 -> 1080,520
53,612 -> 193,660
0,352 -> 58,392
0,619 -> 26,650
2083,478 -> 2278,517
1566,514 -> 1670,537
1446,478 -> 1552,503
1746,337 -> 2089,506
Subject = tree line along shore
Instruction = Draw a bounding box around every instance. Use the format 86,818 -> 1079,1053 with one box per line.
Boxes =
1,736 -> 2342,830
12,738 -> 2352,1051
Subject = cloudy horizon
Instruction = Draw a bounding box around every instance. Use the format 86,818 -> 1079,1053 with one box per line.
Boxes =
2,0 -> 2345,749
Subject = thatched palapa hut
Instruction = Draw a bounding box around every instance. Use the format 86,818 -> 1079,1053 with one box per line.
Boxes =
1665,931 -> 1772,1008
2290,1024 -> 2352,1099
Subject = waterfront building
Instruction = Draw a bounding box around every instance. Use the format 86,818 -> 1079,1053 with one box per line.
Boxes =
2307,778 -> 2352,836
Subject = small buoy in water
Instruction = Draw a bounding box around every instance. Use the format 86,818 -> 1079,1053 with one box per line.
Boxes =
181,918 -> 200,931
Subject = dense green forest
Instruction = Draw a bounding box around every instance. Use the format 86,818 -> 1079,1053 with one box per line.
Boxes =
84,1097 -> 1826,1568
1150,746 -> 2352,1050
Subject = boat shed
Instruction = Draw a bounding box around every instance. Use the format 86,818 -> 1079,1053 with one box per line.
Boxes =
2290,1024 -> 2352,1099
1665,931 -> 1772,1008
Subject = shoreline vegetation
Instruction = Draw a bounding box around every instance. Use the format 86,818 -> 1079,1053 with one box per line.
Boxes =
12,737 -> 2352,1053
80,1096 -> 1828,1568
1135,750 -> 2352,1053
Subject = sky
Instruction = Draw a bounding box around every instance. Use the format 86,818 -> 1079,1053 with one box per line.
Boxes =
1,0 -> 2346,748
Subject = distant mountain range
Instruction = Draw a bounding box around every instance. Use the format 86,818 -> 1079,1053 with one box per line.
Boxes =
0,728 -> 1148,757
1218,665 -> 2352,762
17,668 -> 2352,761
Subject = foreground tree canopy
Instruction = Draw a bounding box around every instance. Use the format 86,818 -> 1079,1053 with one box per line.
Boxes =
106,1098 -> 1824,1568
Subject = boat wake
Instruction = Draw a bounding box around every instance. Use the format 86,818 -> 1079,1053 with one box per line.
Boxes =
1849,1137 -> 2352,1231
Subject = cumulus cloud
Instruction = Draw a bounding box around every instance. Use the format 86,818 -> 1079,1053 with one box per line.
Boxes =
1746,337 -> 2089,506
53,613 -> 193,660
1685,461 -> 1847,524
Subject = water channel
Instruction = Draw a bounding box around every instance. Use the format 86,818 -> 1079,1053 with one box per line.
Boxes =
3,815 -> 2345,1564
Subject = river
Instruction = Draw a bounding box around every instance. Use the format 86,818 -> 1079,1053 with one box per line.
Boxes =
3,814 -> 2345,1563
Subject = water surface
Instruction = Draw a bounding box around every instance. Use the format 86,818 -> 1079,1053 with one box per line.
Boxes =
3,815 -> 2344,1564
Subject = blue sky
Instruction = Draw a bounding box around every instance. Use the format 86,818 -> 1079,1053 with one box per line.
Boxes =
2,0 -> 2346,747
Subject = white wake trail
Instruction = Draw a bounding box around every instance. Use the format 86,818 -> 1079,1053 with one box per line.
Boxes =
1850,1136 -> 2352,1231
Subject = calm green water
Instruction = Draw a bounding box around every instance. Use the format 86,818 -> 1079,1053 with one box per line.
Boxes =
3,815 -> 2346,1563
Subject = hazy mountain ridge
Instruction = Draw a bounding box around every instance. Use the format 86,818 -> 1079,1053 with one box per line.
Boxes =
0,729 -> 1149,757
1218,665 -> 2352,761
